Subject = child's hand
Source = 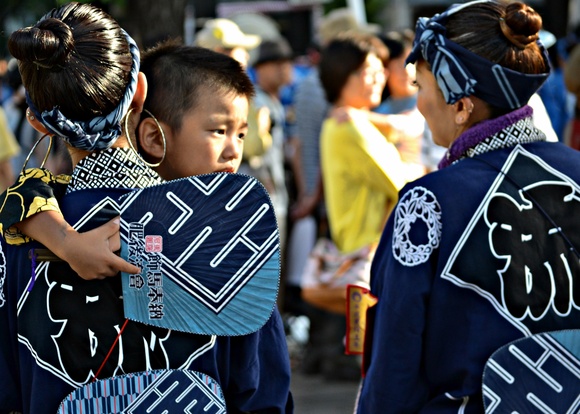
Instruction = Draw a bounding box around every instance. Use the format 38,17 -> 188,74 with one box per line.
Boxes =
60,217 -> 141,280
330,106 -> 358,123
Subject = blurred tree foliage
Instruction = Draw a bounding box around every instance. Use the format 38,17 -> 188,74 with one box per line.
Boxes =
0,0 -> 187,57
1,0 -> 124,56
1,0 -> 50,56
367,0 -> 387,25
122,0 -> 188,49
1,0 -> 572,57
323,0 -> 384,25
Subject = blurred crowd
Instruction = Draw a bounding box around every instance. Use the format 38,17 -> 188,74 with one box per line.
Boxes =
1,4 -> 579,384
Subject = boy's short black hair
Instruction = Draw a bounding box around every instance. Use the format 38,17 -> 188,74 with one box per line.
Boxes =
141,39 -> 255,132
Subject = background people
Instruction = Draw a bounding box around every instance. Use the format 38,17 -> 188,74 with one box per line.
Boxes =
195,17 -> 260,70
375,29 -> 443,172
0,106 -> 19,192
244,37 -> 294,268
286,8 -> 387,378
564,43 -> 580,149
303,31 -> 423,381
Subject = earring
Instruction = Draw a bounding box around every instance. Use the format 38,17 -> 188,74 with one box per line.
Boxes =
21,134 -> 53,173
458,116 -> 464,123
124,108 -> 167,168
466,99 -> 474,114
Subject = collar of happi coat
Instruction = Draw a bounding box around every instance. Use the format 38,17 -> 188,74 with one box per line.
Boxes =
67,147 -> 163,193
438,105 -> 547,169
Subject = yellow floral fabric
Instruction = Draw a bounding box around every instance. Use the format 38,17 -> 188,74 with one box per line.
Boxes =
0,168 -> 70,245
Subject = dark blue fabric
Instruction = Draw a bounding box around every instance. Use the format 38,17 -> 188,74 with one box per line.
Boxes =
0,188 -> 293,414
357,141 -> 580,413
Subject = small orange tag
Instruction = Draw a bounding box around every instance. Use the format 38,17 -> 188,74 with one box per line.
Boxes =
345,284 -> 378,355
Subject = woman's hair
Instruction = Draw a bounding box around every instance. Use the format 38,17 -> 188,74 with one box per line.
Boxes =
140,40 -> 255,133
8,2 -> 132,122
379,29 -> 414,61
445,1 -> 548,76
319,32 -> 388,104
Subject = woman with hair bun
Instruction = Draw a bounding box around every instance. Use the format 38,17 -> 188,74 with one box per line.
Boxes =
3,2 -> 152,265
356,1 -> 580,412
0,3 -> 292,414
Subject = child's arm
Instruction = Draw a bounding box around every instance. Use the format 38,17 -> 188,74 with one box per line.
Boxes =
330,106 -> 398,143
1,168 -> 140,279
17,211 -> 140,279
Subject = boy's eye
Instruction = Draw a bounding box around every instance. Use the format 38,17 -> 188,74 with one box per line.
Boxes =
214,129 -> 226,135
238,132 -> 246,140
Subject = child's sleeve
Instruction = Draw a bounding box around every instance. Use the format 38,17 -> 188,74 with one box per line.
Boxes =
0,168 -> 70,245
227,309 -> 293,413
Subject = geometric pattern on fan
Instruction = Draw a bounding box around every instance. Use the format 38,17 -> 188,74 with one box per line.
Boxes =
482,329 -> 580,414
57,369 -> 225,413
119,173 -> 280,335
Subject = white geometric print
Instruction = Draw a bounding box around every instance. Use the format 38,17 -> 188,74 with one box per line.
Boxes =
392,186 -> 442,266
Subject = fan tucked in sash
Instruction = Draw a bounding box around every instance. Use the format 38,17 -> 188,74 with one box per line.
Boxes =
482,329 -> 580,413
58,369 -> 225,414
119,173 -> 280,336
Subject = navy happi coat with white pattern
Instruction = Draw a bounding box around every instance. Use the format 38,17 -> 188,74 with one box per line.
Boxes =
358,107 -> 580,413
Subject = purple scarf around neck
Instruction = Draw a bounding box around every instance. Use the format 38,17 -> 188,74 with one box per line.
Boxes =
438,106 -> 533,169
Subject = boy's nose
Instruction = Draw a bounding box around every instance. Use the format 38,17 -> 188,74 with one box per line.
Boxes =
224,136 -> 242,160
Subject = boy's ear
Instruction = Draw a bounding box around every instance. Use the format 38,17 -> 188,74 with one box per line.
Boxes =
137,117 -> 167,163
131,72 -> 148,111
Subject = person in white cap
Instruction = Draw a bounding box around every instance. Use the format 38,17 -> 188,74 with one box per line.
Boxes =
195,18 -> 260,69
196,17 -> 274,197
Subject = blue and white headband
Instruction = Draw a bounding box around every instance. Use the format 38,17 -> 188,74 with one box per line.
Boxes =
406,0 -> 550,109
26,29 -> 140,151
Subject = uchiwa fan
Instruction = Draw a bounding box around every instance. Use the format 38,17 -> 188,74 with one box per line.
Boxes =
119,173 -> 280,336
58,369 -> 225,413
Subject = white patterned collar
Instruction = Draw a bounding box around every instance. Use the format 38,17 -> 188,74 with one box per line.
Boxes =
439,106 -> 546,169
67,148 -> 163,193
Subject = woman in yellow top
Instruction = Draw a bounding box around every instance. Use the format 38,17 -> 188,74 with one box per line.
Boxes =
0,107 -> 20,192
318,32 -> 424,255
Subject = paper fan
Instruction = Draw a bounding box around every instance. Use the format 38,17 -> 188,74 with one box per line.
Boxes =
119,173 -> 280,336
57,369 -> 225,413
482,329 -> 580,413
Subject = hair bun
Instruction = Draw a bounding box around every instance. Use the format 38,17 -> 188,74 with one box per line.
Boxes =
9,18 -> 74,70
500,2 -> 542,49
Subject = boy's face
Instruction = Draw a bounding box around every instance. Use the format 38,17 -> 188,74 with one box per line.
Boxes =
158,87 -> 249,180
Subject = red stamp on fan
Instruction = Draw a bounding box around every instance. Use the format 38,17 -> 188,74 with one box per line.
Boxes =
145,235 -> 163,253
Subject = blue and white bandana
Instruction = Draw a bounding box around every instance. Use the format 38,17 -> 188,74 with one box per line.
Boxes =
406,0 -> 550,109
26,30 -> 140,151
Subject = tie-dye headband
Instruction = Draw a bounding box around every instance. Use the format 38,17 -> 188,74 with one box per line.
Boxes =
26,29 -> 140,151
406,0 -> 550,109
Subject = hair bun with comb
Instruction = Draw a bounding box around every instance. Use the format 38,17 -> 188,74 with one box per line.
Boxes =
10,17 -> 74,70
500,2 -> 542,49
